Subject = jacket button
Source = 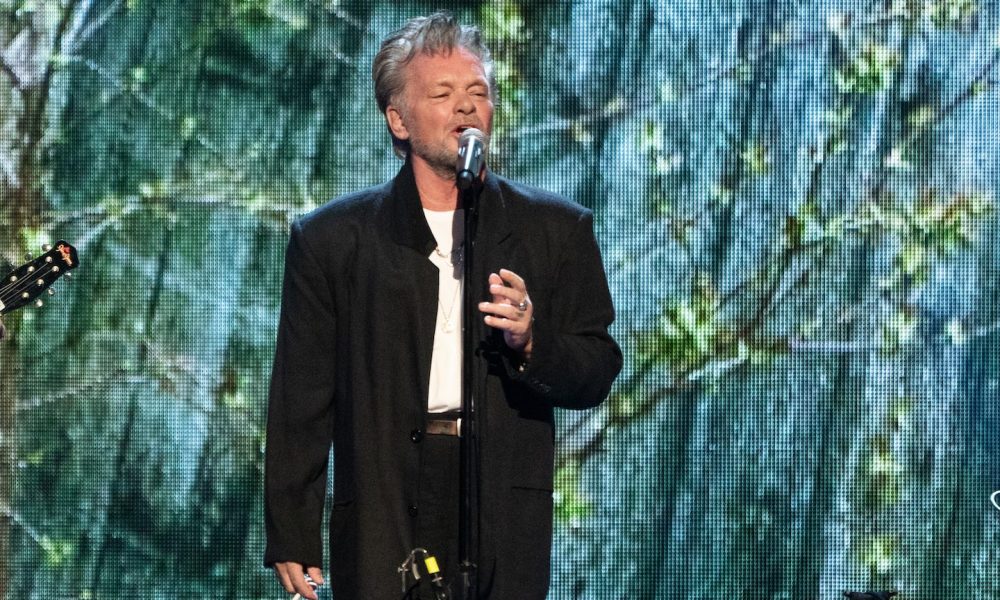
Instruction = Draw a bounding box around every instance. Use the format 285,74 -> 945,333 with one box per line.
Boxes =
410,428 -> 423,443
408,504 -> 418,517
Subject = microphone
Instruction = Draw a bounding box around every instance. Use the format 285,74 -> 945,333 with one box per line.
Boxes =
456,128 -> 487,190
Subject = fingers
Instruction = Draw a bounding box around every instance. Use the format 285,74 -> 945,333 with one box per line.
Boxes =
275,562 -> 296,593
480,286 -> 531,324
497,268 -> 526,292
481,268 -> 532,324
481,312 -> 530,348
306,566 -> 325,586
482,268 -> 534,354
488,272 -> 507,304
488,283 -> 529,306
274,562 -> 319,600
488,269 -> 529,306
479,295 -> 531,336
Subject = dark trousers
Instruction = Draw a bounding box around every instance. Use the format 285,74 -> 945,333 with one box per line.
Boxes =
412,432 -> 460,599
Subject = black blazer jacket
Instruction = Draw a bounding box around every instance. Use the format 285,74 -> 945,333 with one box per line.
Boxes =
264,159 -> 622,599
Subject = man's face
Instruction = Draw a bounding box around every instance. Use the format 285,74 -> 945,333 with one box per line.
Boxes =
386,47 -> 494,178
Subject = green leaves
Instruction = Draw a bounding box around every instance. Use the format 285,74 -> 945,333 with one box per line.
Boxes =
785,191 -> 993,353
491,57 -> 523,140
553,464 -> 592,525
807,190 -> 993,289
945,318 -> 968,345
784,200 -> 826,249
905,104 -> 936,133
640,121 -> 684,177
834,44 -> 900,95
868,191 -> 993,289
926,0 -> 979,28
740,142 -> 771,175
480,0 -> 526,43
856,409 -> 908,571
859,534 -> 898,575
479,1 -> 527,147
38,535 -> 73,567
637,272 -> 780,386
179,116 -> 198,140
226,0 -> 278,28
642,275 -> 721,376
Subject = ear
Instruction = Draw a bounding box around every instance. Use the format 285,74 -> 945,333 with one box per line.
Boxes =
385,104 -> 410,141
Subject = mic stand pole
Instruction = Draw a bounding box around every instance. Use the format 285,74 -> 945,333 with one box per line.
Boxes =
458,183 -> 480,600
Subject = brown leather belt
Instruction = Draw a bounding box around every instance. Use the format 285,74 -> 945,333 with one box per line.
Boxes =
426,412 -> 461,436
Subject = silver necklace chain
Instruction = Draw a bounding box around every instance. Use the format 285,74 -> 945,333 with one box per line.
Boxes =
433,243 -> 464,262
439,279 -> 461,331
434,245 -> 463,332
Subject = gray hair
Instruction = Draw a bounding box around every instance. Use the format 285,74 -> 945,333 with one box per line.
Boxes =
372,11 -> 496,157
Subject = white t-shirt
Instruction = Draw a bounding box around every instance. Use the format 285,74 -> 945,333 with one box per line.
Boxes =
423,208 -> 464,413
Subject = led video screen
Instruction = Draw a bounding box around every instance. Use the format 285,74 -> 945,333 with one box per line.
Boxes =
2,1 -> 999,598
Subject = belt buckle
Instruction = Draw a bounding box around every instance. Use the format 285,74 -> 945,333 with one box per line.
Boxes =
425,418 -> 461,436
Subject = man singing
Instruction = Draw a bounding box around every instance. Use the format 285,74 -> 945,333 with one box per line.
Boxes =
264,11 -> 621,600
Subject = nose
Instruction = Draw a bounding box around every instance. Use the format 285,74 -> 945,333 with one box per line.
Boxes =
455,91 -> 475,115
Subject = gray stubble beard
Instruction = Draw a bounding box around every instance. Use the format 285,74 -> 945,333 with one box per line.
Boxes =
409,137 -> 458,181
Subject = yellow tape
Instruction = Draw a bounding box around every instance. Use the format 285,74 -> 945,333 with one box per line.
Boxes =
424,556 -> 440,574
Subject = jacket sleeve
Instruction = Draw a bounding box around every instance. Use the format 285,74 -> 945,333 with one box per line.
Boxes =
507,210 -> 622,409
263,219 -> 337,567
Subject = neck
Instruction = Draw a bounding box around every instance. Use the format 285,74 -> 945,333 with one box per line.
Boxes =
411,155 -> 461,211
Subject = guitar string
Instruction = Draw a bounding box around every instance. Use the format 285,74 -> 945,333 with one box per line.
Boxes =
0,260 -> 61,309
1,260 -> 59,298
0,262 -> 57,305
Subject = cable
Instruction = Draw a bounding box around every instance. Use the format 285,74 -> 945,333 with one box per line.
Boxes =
398,548 -> 450,600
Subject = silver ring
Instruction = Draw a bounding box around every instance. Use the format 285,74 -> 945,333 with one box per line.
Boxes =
517,299 -> 528,311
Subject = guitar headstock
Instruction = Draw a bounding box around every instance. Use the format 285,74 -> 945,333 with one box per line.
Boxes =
0,241 -> 79,316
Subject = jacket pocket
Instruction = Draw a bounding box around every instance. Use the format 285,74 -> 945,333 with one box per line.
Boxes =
503,486 -> 554,595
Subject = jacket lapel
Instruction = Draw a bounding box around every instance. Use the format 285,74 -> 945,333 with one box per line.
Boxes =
384,158 -> 437,256
380,159 -> 438,416
477,170 -> 513,251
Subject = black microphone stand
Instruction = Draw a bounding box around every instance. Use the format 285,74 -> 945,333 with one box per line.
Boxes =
458,180 -> 480,600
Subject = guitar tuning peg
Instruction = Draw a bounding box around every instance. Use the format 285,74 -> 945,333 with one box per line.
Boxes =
65,272 -> 72,278
47,288 -> 55,296
25,253 -> 33,260
42,243 -> 52,252
34,299 -> 43,308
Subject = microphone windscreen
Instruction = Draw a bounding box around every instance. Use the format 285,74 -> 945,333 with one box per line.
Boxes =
459,128 -> 486,147
456,128 -> 487,190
